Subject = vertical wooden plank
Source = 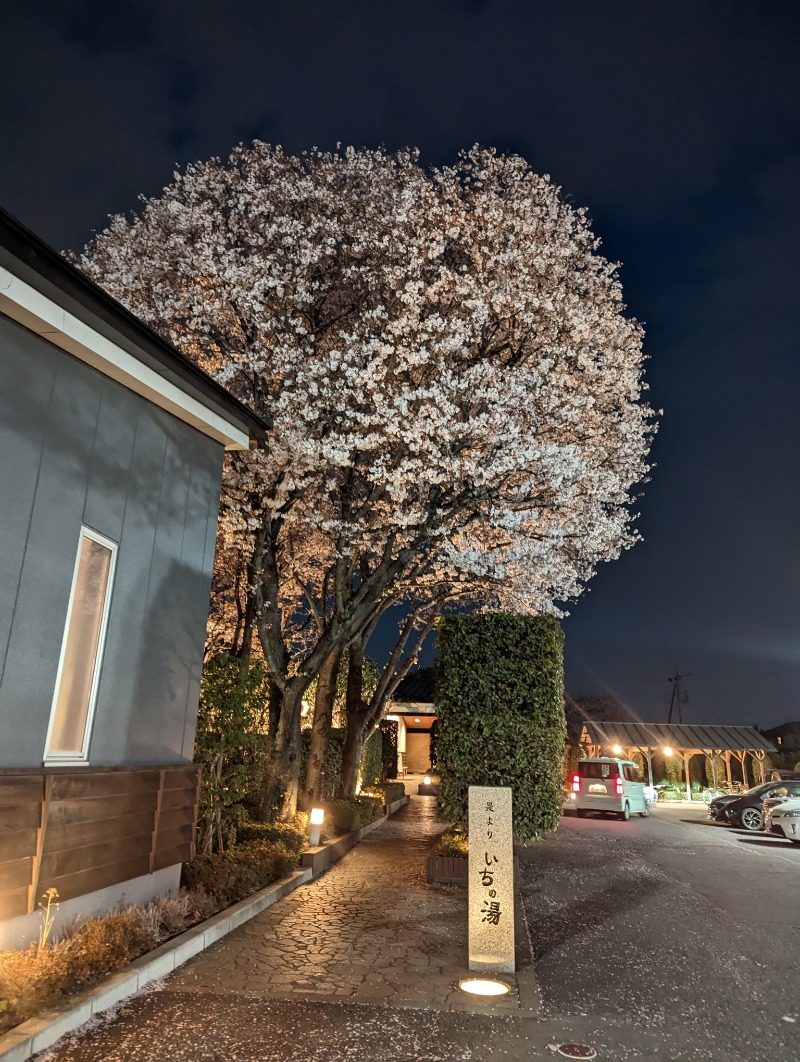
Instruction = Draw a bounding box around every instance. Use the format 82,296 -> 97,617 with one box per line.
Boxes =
27,774 -> 52,914
189,765 -> 201,861
149,769 -> 166,873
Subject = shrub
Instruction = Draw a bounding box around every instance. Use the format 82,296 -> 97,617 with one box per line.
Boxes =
361,782 -> 406,806
436,613 -> 566,842
0,909 -> 158,1034
194,653 -> 272,853
326,797 -> 384,834
234,815 -> 308,856
437,824 -> 469,858
181,840 -> 298,905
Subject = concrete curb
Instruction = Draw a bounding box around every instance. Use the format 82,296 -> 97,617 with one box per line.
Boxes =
0,793 -> 412,1061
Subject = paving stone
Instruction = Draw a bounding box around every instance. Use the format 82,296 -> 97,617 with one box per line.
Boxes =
159,794 -> 523,1012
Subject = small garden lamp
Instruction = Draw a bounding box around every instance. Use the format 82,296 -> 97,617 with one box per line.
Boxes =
423,775 -> 431,786
309,807 -> 324,847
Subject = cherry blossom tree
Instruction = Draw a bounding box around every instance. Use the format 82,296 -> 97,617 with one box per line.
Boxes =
77,143 -> 655,818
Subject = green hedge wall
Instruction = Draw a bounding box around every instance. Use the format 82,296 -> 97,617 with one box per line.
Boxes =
436,612 -> 566,842
361,729 -> 383,787
299,727 -> 384,801
379,719 -> 399,779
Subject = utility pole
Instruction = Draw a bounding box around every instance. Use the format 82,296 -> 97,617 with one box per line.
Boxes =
667,668 -> 691,724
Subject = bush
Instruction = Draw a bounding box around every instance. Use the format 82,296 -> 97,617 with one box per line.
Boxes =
436,613 -> 566,842
326,797 -> 384,834
437,824 -> 469,858
234,815 -> 308,856
181,840 -> 298,905
194,654 -> 272,853
361,782 -> 406,806
0,909 -> 158,1034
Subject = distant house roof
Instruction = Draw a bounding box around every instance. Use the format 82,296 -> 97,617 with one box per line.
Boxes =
582,721 -> 777,754
391,669 -> 435,707
0,207 -> 268,450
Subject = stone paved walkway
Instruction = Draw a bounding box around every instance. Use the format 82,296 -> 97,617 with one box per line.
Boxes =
167,795 -> 525,1012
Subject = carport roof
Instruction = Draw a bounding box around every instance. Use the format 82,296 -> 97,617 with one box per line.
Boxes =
581,721 -> 777,754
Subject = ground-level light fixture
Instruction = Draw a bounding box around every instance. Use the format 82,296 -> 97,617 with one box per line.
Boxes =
456,977 -> 510,998
612,744 -> 622,755
309,807 -> 324,847
423,775 -> 431,786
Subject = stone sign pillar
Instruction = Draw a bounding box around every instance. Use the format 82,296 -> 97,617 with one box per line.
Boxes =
468,785 -> 515,974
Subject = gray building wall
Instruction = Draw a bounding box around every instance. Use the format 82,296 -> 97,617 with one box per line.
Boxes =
0,312 -> 223,767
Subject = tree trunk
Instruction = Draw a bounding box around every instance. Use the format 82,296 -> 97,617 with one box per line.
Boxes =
303,645 -> 343,807
232,554 -> 257,658
339,640 -> 369,798
260,680 -> 307,820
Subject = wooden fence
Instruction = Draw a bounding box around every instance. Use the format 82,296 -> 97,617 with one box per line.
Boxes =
0,764 -> 200,920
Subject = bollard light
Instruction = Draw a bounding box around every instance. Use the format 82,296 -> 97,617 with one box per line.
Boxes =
423,775 -> 431,786
309,807 -> 324,847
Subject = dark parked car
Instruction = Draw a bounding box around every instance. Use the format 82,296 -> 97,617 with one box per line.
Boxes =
707,792 -> 743,823
723,780 -> 800,831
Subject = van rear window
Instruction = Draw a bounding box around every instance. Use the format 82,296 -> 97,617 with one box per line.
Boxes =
579,762 -> 614,779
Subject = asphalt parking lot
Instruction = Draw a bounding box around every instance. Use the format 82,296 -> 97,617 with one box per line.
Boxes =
517,802 -> 800,1061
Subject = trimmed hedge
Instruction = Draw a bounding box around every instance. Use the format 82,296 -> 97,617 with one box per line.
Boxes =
325,796 -> 384,834
361,781 -> 406,805
181,840 -> 298,905
234,816 -> 308,856
436,613 -> 566,842
361,729 -> 383,788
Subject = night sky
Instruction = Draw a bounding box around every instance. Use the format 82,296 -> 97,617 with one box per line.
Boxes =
2,2 -> 799,727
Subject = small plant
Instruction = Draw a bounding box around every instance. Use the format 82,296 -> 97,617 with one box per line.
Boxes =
437,824 -> 469,858
37,888 -> 59,954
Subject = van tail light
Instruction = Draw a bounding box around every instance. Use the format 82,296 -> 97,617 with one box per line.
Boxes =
615,775 -> 624,795
572,774 -> 580,792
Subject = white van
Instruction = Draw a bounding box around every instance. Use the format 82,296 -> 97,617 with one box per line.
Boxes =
567,757 -> 649,820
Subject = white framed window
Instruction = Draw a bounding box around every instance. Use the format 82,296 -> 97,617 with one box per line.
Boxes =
44,527 -> 117,764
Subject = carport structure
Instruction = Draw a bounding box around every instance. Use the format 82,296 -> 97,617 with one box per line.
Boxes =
580,722 -> 778,800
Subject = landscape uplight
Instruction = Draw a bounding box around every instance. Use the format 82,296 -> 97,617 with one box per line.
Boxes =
309,807 -> 325,847
456,977 -> 510,998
